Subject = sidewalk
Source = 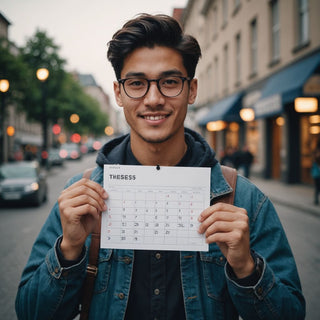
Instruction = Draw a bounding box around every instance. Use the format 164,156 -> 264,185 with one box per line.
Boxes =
250,176 -> 320,217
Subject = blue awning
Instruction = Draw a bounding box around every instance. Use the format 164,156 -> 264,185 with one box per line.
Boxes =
254,51 -> 320,118
198,92 -> 243,126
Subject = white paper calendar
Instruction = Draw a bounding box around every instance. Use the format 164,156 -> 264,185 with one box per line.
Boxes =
101,164 -> 210,251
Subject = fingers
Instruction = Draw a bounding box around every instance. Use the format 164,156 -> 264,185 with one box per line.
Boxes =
198,203 -> 248,238
62,177 -> 108,200
60,178 -> 108,214
61,197 -> 103,222
204,221 -> 249,244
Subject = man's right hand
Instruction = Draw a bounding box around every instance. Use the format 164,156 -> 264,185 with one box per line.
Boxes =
58,178 -> 108,260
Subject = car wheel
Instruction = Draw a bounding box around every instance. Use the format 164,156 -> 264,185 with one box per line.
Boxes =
33,193 -> 42,207
43,190 -> 48,203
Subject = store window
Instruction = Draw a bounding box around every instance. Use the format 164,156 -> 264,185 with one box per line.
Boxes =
300,114 -> 320,184
246,121 -> 259,158
271,116 -> 284,179
225,122 -> 240,148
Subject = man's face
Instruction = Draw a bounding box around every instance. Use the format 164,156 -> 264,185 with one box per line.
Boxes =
114,46 -> 197,145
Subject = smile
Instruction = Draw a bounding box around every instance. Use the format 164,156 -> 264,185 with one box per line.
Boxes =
143,115 -> 167,121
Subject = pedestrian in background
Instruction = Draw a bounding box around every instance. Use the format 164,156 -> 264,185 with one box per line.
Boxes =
311,141 -> 320,205
240,145 -> 254,179
220,146 -> 235,168
15,13 -> 305,320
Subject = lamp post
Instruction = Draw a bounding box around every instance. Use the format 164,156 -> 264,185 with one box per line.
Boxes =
36,68 -> 49,167
0,79 -> 10,164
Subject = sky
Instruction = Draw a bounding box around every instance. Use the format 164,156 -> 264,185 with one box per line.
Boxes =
1,0 -> 188,107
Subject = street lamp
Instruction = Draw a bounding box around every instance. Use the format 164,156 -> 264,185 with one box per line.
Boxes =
0,79 -> 10,164
0,79 -> 9,93
36,68 -> 49,82
36,68 -> 49,167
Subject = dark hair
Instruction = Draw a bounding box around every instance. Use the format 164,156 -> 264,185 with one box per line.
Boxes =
107,13 -> 201,79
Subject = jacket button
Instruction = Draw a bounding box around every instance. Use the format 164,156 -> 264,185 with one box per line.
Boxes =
155,253 -> 161,260
257,287 -> 263,295
123,257 -> 132,264
54,267 -> 59,274
118,293 -> 125,299
154,288 -> 160,295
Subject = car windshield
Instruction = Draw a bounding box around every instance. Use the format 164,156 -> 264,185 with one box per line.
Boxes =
0,164 -> 37,179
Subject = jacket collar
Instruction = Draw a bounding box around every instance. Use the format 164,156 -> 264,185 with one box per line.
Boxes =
210,163 -> 233,202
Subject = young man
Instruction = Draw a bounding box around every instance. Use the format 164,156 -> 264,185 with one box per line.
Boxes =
16,14 -> 305,319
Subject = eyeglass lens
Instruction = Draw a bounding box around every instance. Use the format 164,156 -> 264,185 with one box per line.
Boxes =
122,76 -> 185,98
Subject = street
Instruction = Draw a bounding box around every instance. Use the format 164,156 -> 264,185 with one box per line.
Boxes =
273,202 -> 320,320
0,154 -> 96,320
0,154 -> 319,319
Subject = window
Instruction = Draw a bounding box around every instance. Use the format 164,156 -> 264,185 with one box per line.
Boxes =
297,0 -> 309,44
222,0 -> 228,26
213,6 -> 218,38
235,33 -> 241,84
223,44 -> 229,91
250,19 -> 258,75
233,0 -> 241,14
214,57 -> 219,97
271,0 -> 280,61
234,0 -> 241,8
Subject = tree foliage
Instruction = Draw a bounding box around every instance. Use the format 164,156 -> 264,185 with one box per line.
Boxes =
0,39 -> 32,107
1,30 -> 108,137
58,73 -> 108,135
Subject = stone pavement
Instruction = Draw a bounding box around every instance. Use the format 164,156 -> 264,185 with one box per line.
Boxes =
250,176 -> 320,217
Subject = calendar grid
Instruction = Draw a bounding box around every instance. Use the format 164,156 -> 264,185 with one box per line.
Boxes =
102,165 -> 210,251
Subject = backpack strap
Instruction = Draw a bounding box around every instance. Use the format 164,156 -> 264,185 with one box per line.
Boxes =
80,168 -> 101,320
212,165 -> 237,205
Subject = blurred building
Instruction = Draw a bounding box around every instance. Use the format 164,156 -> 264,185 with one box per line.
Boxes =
0,12 -> 42,162
180,0 -> 320,184
74,72 -> 126,136
0,12 -> 10,38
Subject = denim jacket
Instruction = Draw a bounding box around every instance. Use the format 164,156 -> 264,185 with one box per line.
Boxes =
15,164 -> 305,320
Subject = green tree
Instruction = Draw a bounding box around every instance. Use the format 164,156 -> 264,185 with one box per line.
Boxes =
0,38 -> 32,107
20,29 -> 67,122
59,73 -> 108,135
20,29 -> 108,136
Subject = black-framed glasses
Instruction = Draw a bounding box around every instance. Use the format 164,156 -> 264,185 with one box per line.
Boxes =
118,76 -> 191,99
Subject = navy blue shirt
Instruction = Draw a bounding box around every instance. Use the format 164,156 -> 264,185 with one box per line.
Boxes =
125,250 -> 185,320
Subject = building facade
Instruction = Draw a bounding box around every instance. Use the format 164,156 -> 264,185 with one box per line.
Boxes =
181,0 -> 320,184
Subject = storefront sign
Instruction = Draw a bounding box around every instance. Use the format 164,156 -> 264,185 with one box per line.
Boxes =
242,90 -> 261,108
254,94 -> 282,118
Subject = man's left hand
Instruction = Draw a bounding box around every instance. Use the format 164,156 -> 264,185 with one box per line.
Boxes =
198,203 -> 254,278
